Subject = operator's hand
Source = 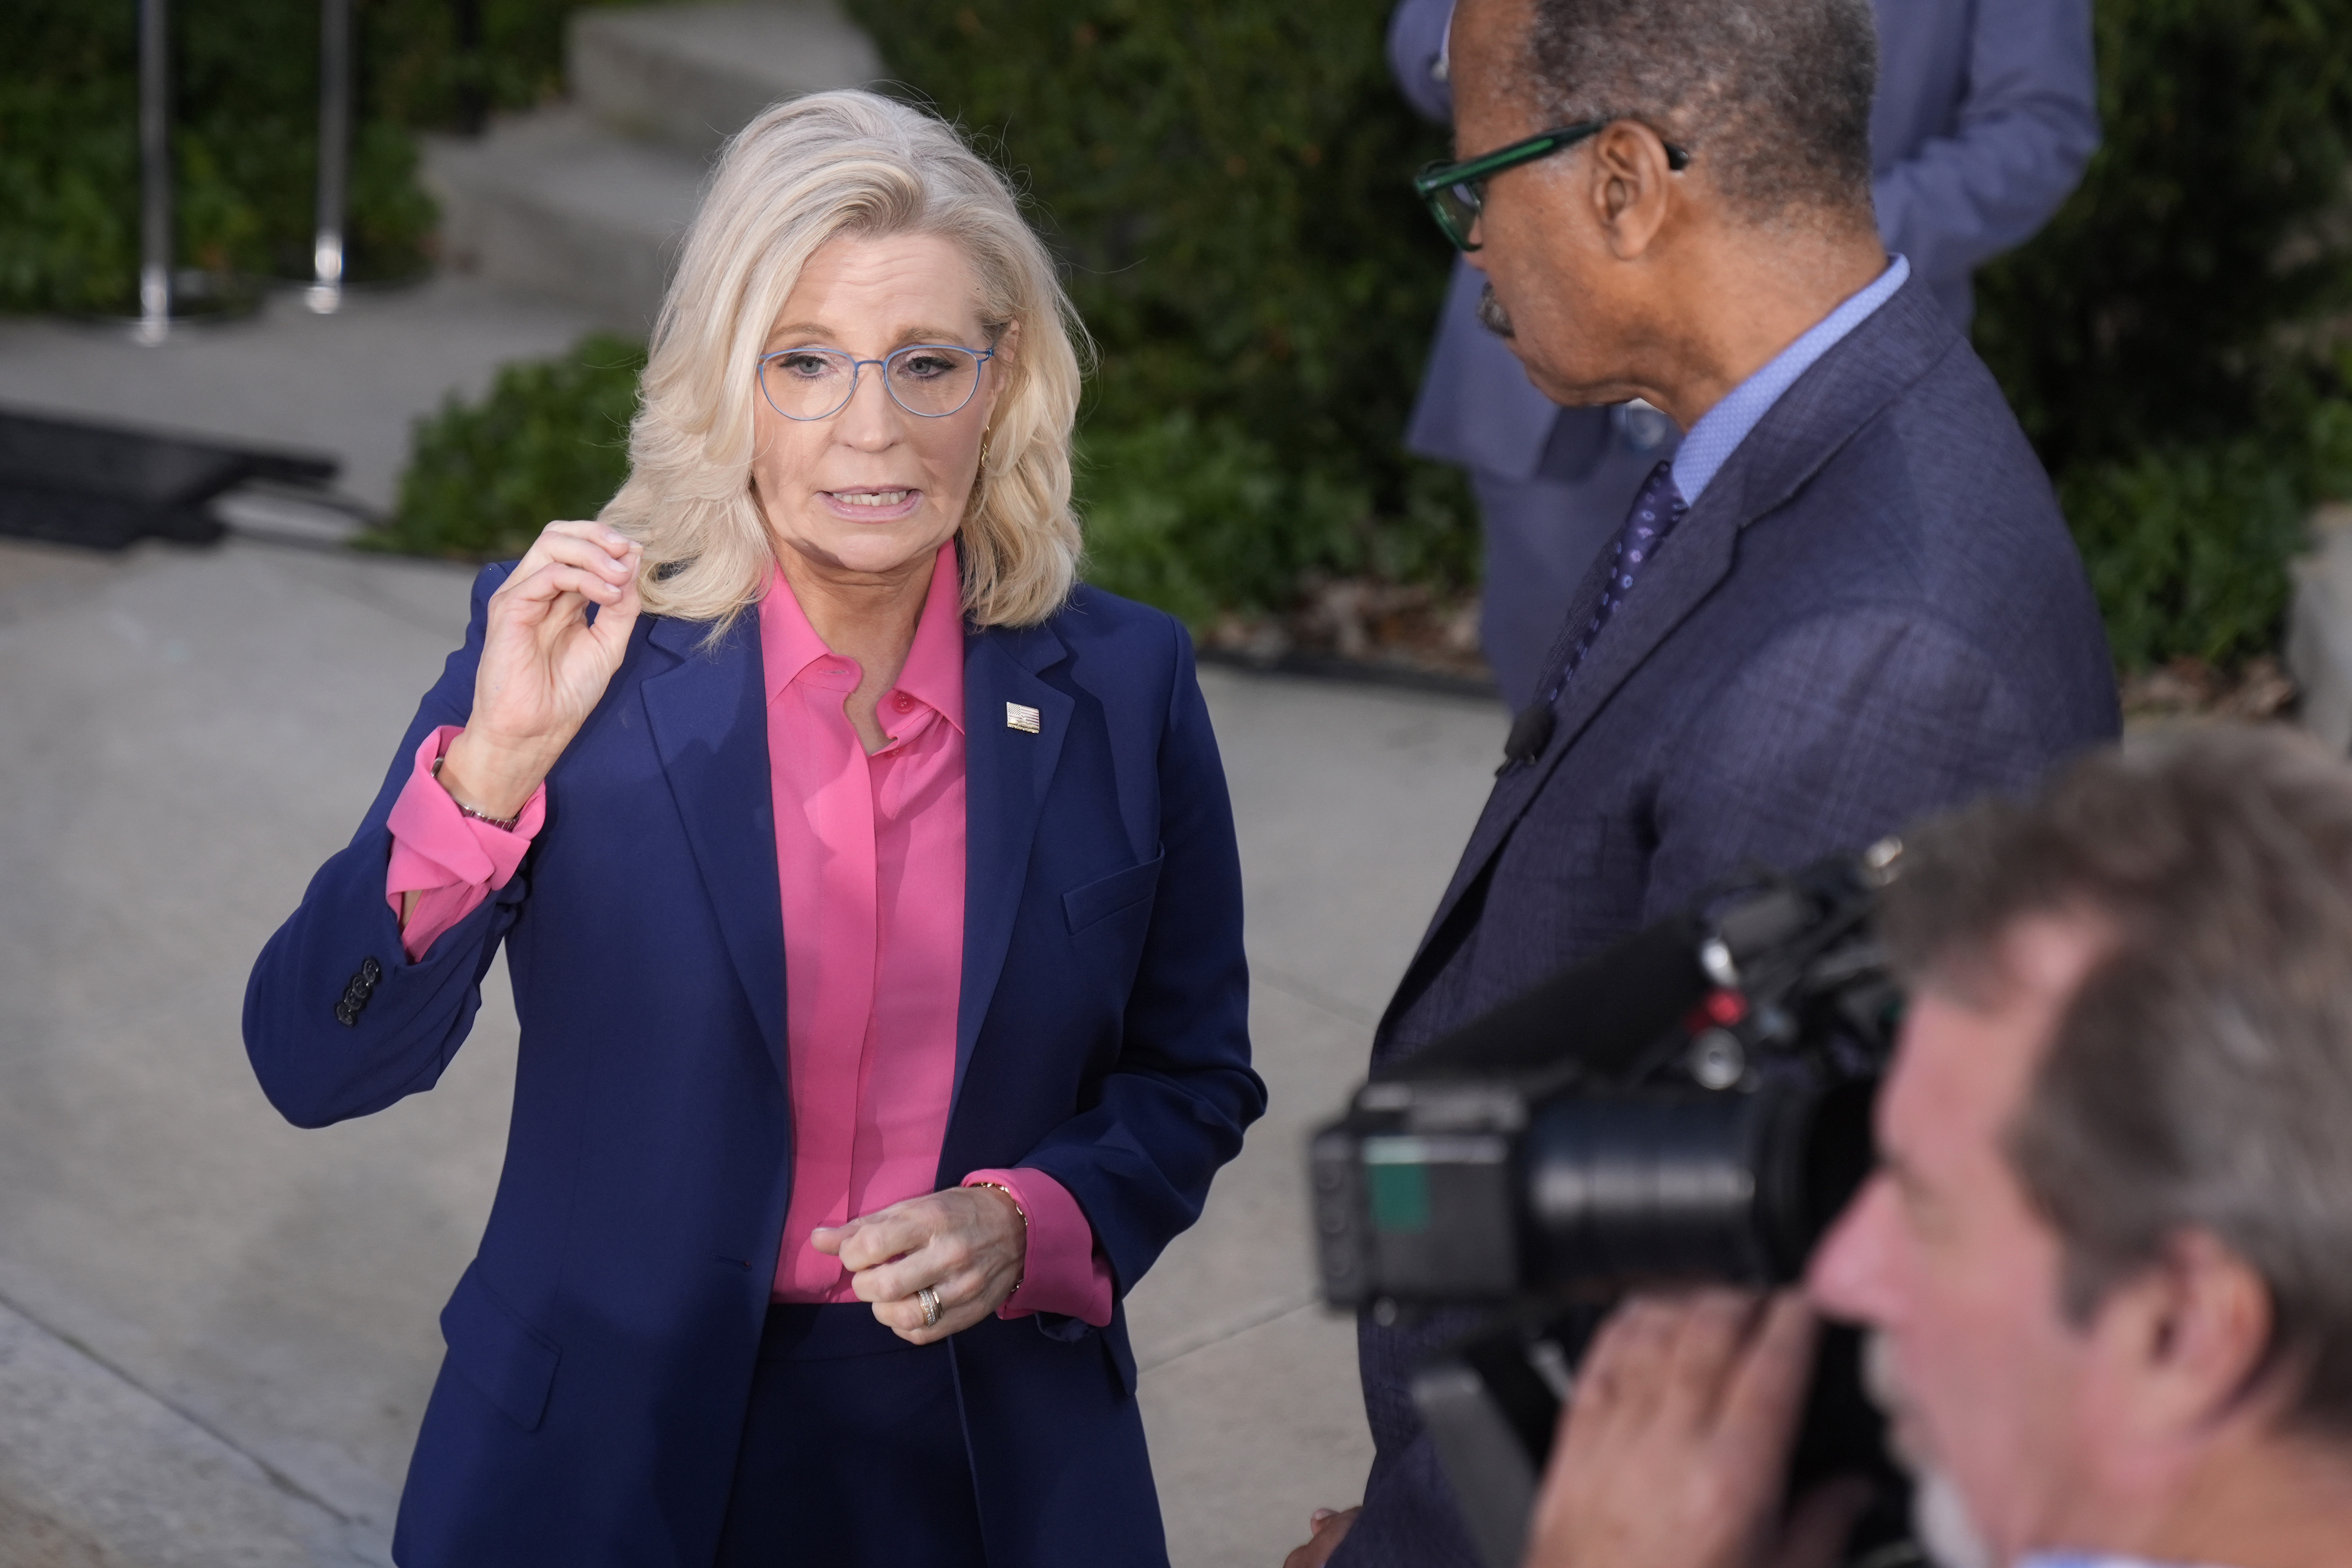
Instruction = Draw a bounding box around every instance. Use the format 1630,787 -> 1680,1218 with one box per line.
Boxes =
1281,1505 -> 1358,1568
1525,1289 -> 1867,1568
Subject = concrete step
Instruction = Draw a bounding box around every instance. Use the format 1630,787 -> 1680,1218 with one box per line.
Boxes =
419,3 -> 884,333
421,108 -> 707,334
570,0 -> 884,152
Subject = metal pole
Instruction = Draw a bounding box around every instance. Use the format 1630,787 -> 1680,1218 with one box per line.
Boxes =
453,0 -> 486,135
136,0 -> 172,344
308,0 -> 352,314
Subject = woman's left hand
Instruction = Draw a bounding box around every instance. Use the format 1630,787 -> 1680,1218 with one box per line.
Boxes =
811,1186 -> 1028,1344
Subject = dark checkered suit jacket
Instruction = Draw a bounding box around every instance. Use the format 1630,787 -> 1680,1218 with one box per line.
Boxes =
1335,272 -> 2120,1568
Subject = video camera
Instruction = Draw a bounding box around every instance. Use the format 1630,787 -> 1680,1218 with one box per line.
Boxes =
1308,841 -> 1909,1568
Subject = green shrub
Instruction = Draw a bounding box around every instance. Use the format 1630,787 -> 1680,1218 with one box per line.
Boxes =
1974,0 -> 2352,668
1079,412 -> 1476,625
364,333 -> 645,560
0,0 -> 664,314
2060,391 -> 2352,669
845,0 -> 1478,616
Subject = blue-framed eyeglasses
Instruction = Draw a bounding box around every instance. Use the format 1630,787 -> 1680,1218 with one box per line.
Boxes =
755,343 -> 995,422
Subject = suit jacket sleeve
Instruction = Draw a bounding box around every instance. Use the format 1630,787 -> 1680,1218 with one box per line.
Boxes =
1008,622 -> 1266,1297
1642,608 -> 2054,922
1871,0 -> 2099,287
243,564 -> 522,1129
1387,0 -> 1454,125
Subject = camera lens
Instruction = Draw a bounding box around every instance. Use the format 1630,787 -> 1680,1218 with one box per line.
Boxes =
1521,1077 -> 1872,1287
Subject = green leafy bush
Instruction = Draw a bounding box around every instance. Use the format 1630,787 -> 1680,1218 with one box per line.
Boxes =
365,333 -> 646,560
0,0 -> 662,314
1974,0 -> 2352,669
846,0 -> 1478,615
2060,390 -> 2352,668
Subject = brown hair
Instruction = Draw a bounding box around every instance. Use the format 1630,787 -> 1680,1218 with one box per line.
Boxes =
1881,726 -> 2352,1438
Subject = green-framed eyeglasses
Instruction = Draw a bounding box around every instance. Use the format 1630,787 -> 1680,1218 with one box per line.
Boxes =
1413,119 -> 1692,252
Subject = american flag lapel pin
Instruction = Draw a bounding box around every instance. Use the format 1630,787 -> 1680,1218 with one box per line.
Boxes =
1005,702 -> 1042,734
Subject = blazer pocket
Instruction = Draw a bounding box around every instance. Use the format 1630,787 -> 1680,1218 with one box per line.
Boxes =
439,1262 -> 561,1432
1063,853 -> 1165,935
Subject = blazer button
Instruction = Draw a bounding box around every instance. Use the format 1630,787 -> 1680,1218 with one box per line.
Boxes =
360,956 -> 383,984
334,1000 -> 358,1028
343,981 -> 370,1009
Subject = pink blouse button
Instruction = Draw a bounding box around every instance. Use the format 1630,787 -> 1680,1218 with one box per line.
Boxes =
893,694 -> 916,713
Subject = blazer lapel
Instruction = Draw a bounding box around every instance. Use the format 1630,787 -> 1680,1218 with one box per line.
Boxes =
639,613 -> 788,1082
1415,493 -> 1744,943
955,620 -> 1073,1104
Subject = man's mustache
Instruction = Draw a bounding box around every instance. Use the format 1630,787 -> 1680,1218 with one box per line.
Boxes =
1476,280 -> 1516,338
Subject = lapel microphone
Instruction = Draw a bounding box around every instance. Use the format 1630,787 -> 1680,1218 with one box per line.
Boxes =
1497,700 -> 1556,777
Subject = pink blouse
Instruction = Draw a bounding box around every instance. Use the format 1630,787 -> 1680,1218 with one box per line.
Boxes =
382,543 -> 1112,1325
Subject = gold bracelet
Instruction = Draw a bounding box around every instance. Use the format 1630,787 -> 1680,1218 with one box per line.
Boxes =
970,1181 -> 1028,1299
969,1180 -> 1028,1230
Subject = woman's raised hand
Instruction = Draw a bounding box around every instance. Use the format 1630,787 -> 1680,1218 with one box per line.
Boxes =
810,1186 -> 1029,1345
438,521 -> 644,821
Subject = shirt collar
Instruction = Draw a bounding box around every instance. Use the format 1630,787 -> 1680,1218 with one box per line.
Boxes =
1670,252 -> 1910,506
757,539 -> 967,732
758,561 -> 836,703
895,541 -> 966,733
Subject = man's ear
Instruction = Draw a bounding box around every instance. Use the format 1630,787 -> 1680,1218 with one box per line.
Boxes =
2091,1228 -> 2278,1452
1583,121 -> 1680,261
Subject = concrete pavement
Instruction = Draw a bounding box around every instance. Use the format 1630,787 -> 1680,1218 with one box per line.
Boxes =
0,277 -> 603,515
0,532 -> 1503,1564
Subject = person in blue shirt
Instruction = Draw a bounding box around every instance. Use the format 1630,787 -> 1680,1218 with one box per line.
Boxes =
1388,0 -> 2099,711
1524,727 -> 2352,1568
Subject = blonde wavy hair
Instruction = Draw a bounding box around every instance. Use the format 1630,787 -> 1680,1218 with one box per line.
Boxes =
603,90 -> 1086,629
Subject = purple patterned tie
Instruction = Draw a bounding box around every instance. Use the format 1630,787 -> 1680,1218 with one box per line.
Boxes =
1500,459 -> 1690,772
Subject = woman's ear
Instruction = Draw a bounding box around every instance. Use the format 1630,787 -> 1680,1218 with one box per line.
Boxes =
984,319 -> 1021,421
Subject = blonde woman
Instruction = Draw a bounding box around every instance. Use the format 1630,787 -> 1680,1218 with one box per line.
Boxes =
245,91 -> 1261,1567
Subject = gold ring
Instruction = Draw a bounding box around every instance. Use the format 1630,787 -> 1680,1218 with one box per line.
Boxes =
918,1284 -> 942,1328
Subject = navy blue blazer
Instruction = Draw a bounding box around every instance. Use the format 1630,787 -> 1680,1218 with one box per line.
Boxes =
1390,0 -> 2100,480
243,574 -> 1264,1566
1333,276 -> 2120,1567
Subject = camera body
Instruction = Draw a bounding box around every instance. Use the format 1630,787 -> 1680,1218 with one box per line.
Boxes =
1312,840 -> 1901,1311
1306,843 -> 1907,1568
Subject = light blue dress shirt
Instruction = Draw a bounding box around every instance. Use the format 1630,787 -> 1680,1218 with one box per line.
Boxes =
1671,253 -> 1912,504
2025,1553 -> 2234,1568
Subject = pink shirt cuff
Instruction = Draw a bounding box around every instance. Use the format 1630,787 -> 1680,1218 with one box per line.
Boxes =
963,1168 -> 1114,1328
385,726 -> 546,962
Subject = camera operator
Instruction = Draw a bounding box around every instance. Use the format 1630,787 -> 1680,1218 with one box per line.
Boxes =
1526,726 -> 2352,1568
1293,0 -> 2118,1561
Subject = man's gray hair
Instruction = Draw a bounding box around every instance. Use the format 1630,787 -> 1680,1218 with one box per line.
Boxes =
1523,0 -> 1877,223
1881,726 -> 2352,1439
